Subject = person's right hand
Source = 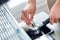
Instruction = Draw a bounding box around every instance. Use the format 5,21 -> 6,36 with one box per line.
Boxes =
49,1 -> 60,24
21,3 -> 36,26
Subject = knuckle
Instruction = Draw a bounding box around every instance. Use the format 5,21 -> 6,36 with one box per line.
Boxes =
56,17 -> 59,19
22,10 -> 25,13
22,9 -> 28,13
55,16 -> 59,20
50,15 -> 54,19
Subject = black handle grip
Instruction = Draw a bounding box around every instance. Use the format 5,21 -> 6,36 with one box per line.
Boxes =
43,18 -> 50,25
0,0 -> 9,5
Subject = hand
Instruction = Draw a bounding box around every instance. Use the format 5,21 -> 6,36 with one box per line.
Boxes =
50,2 -> 60,24
21,3 -> 36,26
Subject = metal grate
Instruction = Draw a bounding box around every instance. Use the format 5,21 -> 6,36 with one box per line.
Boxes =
0,5 -> 31,40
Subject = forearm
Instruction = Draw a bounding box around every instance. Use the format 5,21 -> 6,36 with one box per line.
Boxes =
28,0 -> 36,4
56,0 -> 60,4
57,0 -> 60,1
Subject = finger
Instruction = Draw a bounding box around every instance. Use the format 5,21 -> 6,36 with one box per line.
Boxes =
22,9 -> 30,18
21,10 -> 26,19
25,13 -> 33,25
21,13 -> 30,25
21,13 -> 27,22
27,13 -> 32,25
58,17 -> 60,22
24,10 -> 31,19
54,17 -> 59,23
24,10 -> 32,25
50,17 -> 54,25
22,9 -> 32,25
22,9 -> 27,14
30,11 -> 35,21
28,10 -> 35,25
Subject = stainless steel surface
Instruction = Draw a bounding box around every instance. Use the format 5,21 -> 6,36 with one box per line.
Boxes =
0,5 -> 31,40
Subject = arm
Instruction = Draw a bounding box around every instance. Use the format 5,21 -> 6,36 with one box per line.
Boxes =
50,0 -> 60,24
28,0 -> 36,4
21,0 -> 36,26
57,0 -> 60,3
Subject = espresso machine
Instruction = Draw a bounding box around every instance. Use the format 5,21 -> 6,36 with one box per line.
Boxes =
0,0 -> 55,40
26,18 -> 54,40
23,12 -> 55,40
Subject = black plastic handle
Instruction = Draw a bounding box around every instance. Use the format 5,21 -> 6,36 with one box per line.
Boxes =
43,18 -> 50,25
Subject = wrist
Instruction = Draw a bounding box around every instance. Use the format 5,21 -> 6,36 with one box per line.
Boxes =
28,0 -> 36,5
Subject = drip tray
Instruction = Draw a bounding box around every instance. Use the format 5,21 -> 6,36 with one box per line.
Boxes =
26,26 -> 54,40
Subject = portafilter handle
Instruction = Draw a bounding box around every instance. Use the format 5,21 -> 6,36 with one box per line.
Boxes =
43,18 -> 50,26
